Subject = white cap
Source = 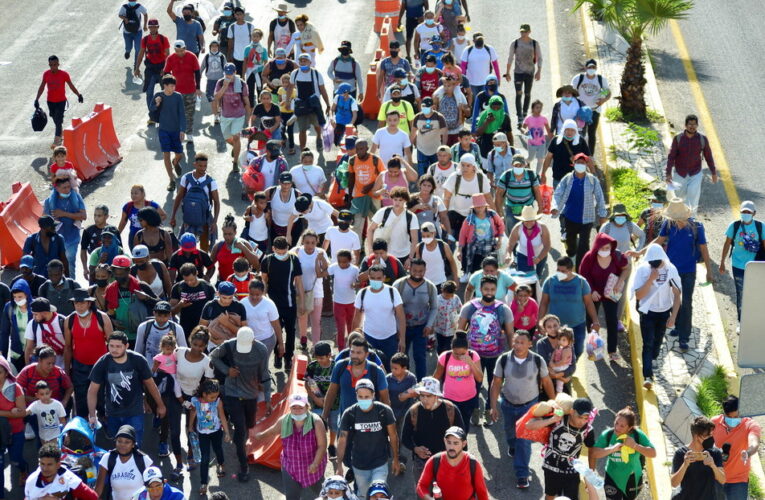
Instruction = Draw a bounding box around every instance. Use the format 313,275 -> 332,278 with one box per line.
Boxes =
173,39 -> 186,49
460,153 -> 477,167
143,466 -> 163,485
236,326 -> 255,353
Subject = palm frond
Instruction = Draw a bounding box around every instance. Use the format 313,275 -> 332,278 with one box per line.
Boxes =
634,0 -> 694,35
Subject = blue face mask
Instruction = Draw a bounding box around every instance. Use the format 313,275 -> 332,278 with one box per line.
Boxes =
425,19 -> 435,26
651,203 -> 664,211
291,412 -> 308,421
223,9 -> 232,16
369,279 -> 383,291
725,416 -> 742,428
742,213 -> 754,223
278,14 -> 287,20
357,399 -> 373,410
494,145 -> 504,153
274,252 -> 289,261
561,96 -> 573,103
59,192 -> 71,199
275,58 -> 286,64
128,1 -> 137,6
421,106 -> 432,115
614,216 -> 627,225
425,66 -> 435,74
300,65 -> 311,71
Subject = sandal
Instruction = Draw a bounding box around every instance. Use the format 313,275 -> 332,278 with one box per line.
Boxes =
199,484 -> 208,496
217,465 -> 225,478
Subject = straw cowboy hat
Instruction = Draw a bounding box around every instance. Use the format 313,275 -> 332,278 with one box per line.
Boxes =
519,205 -> 542,222
663,198 -> 692,221
556,84 -> 579,98
273,2 -> 291,12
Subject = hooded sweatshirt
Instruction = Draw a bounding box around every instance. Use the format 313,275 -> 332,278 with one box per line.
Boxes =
0,280 -> 33,360
631,244 -> 681,314
579,233 -> 628,296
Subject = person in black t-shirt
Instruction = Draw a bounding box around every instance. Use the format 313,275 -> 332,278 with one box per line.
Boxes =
169,263 -> 216,335
260,236 -> 304,370
251,89 -> 282,140
199,281 -> 246,346
671,416 -> 726,499
80,204 -> 121,282
168,233 -> 215,282
540,120 -> 591,187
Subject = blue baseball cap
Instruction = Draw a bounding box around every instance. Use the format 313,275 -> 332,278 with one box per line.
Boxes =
224,63 -> 236,75
180,233 -> 197,249
20,255 -> 34,269
367,481 -> 392,498
336,83 -> 353,95
217,281 -> 236,296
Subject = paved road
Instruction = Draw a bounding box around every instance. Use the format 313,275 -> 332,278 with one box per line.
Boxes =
0,0 -> 640,499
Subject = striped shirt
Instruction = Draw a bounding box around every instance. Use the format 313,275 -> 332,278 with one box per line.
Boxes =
16,364 -> 72,402
497,169 -> 539,210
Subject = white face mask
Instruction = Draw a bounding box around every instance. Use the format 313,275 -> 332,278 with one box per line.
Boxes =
76,310 -> 91,317
574,163 -> 587,174
14,299 -> 26,307
422,237 -> 434,244
555,271 -> 569,281
513,167 -> 525,176
598,249 -> 611,257
586,68 -> 597,77
233,273 -> 249,281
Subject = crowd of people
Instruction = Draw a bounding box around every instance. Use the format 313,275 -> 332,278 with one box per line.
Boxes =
15,0 -> 764,499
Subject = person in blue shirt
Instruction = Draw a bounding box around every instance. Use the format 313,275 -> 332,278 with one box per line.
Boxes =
133,466 -> 185,500
651,198 -> 714,352
43,177 -> 87,278
322,337 -> 391,421
719,201 -> 765,325
150,75 -> 187,191
23,217 -> 69,278
166,1 -> 205,56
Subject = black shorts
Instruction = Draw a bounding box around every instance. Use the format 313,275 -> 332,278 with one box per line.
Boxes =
544,470 -> 580,499
604,473 -> 640,500
406,15 -> 420,39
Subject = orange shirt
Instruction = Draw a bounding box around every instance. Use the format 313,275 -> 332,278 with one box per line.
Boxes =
348,154 -> 383,199
711,414 -> 762,483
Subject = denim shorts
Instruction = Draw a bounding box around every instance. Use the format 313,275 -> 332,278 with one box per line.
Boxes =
158,128 -> 183,153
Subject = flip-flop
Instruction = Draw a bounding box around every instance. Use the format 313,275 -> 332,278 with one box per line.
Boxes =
217,465 -> 225,478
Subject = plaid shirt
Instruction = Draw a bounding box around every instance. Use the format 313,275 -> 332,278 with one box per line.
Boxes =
552,172 -> 607,224
281,417 -> 327,487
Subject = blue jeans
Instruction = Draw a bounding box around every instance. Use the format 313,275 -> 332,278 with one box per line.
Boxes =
500,396 -> 537,479
405,324 -> 427,380
639,309 -> 670,379
732,266 -> 745,321
107,414 -> 145,448
724,482 -> 749,500
144,65 -> 162,113
122,31 -> 143,64
416,151 -> 438,176
572,322 -> 586,360
353,463 -> 388,499
0,431 -> 27,497
65,237 -> 80,278
676,271 -> 696,346
364,333 -> 398,371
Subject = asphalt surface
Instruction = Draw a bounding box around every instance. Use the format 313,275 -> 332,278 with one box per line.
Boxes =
0,0 -> 643,498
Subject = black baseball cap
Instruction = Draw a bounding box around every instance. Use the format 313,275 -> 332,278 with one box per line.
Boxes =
572,398 -> 594,416
314,341 -> 332,357
153,301 -> 172,313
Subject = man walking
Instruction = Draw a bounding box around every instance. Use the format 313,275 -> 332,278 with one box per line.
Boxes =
170,152 -> 221,250
163,40 -> 202,144
34,56 -> 84,149
214,63 -> 252,171
43,178 -> 87,278
226,7 -> 254,75
151,75 -> 186,190
571,59 -> 610,152
505,24 -> 543,125
712,396 -> 761,500
135,19 -> 170,126
166,1 -> 204,56
665,114 -> 717,213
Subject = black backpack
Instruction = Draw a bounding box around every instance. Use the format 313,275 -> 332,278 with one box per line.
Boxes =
416,239 -> 452,279
575,73 -> 604,91
731,220 -> 765,262
102,450 -> 148,499
122,3 -> 142,33
31,107 -> 48,132
430,451 -> 478,496
380,207 -> 415,242
498,351 -> 543,387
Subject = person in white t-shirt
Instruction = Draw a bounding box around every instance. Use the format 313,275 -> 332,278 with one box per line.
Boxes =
367,186 -> 420,264
352,265 -> 406,368
322,210 -> 361,264
226,8 -> 254,74
570,58 -> 611,152
442,153 -> 495,240
413,11 -> 443,55
241,279 -> 283,355
632,243 -> 681,390
371,111 -> 413,165
26,444 -> 98,500
461,33 -> 499,97
288,149 -> 327,197
296,230 -> 329,344
427,145 -> 459,198
287,193 -> 338,244
95,425 -> 153,500
26,381 -> 67,445
176,328 -> 216,398
327,249 -> 360,350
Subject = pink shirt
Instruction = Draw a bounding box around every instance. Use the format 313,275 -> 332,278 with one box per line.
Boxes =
510,297 -> 539,331
523,114 -> 549,146
153,352 -> 177,375
439,350 -> 480,402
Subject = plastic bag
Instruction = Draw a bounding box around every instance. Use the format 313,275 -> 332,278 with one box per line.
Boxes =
322,121 -> 334,152
515,403 -> 553,444
539,184 -> 554,214
586,329 -> 605,361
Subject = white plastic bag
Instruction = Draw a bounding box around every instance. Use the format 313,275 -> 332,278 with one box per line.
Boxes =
585,329 -> 605,361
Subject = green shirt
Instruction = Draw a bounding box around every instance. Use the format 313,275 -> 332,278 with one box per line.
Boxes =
594,427 -> 653,494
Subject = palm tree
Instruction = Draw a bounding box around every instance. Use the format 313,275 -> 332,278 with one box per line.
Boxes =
573,0 -> 693,120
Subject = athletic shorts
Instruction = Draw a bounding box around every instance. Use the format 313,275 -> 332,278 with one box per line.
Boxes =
544,470 -> 580,498
220,115 -> 246,139
157,128 -> 183,153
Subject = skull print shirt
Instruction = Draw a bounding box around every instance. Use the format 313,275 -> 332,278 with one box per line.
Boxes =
542,416 -> 595,474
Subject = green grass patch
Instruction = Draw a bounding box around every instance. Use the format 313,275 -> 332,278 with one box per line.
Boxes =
608,167 -> 652,220
750,470 -> 765,500
604,107 -> 664,124
696,365 -> 729,418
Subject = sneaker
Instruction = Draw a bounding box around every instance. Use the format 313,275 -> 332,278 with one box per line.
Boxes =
232,161 -> 240,172
459,274 -> 469,284
667,329 -> 678,337
237,469 -> 250,482
169,465 -> 183,482
560,231 -> 567,242
470,408 -> 481,426
186,135 -> 194,144
507,448 -> 515,458
617,321 -> 625,332
517,477 -> 530,489
274,355 -> 283,369
284,359 -> 293,372
158,441 -> 170,457
483,409 -> 494,427
643,377 -> 653,390
214,116 -> 220,125
609,352 -> 620,362
187,459 -> 198,471
167,180 -> 176,191
678,344 -> 689,353
328,444 -> 337,460
124,51 -> 130,60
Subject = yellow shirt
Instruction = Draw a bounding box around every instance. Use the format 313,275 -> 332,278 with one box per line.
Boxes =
377,100 -> 415,134
277,86 -> 297,113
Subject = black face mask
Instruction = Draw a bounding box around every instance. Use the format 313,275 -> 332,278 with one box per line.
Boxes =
45,229 -> 57,237
482,294 -> 495,302
338,222 -> 350,231
339,49 -> 350,56
137,263 -> 148,271
392,96 -> 401,103
474,39 -> 485,48
95,279 -> 109,288
183,14 -> 192,21
487,84 -> 498,92
410,276 -> 424,283
649,260 -> 662,269
702,436 -> 715,450
115,276 -> 129,286
390,50 -> 399,57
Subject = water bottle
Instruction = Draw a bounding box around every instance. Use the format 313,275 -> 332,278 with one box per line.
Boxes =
432,482 -> 442,498
194,95 -> 202,111
188,431 -> 202,463
572,459 -> 604,489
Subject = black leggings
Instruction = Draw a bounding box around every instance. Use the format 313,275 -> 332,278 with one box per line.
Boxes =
280,111 -> 295,148
585,110 -> 601,153
513,72 -> 534,118
159,391 -> 183,456
592,299 -> 619,353
276,302 -> 297,364
224,396 -> 258,471
48,100 -> 66,137
198,429 -> 225,485
564,219 -> 593,271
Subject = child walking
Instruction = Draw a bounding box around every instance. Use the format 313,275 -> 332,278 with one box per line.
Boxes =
432,280 -> 462,354
201,41 -> 226,121
242,191 -> 271,253
188,378 -> 231,496
26,381 -> 67,446
549,326 -> 574,393
521,100 -> 552,174
330,83 -> 359,147
327,249 -> 359,350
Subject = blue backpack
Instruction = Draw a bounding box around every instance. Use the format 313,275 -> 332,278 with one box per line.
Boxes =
182,173 -> 213,228
576,106 -> 593,125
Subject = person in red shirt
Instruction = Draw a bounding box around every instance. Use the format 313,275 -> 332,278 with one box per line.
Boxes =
416,426 -> 489,500
417,55 -> 443,100
712,395 -> 762,499
34,55 -> 83,149
135,18 -> 171,125
163,39 -> 202,143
